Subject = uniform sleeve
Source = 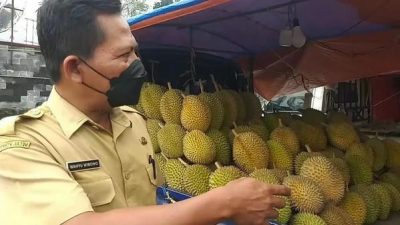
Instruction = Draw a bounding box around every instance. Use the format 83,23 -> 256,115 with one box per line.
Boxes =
0,137 -> 94,225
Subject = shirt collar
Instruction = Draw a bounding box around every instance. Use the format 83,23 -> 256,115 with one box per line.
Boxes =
46,87 -> 131,139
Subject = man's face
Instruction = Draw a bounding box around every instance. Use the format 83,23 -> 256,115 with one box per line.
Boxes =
79,13 -> 139,100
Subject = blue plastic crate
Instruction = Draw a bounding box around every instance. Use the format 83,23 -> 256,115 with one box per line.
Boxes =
156,186 -> 280,225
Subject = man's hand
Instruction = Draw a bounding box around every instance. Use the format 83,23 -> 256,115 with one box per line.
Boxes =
222,177 -> 291,225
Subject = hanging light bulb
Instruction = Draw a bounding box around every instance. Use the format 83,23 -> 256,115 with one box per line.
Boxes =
279,26 -> 292,47
292,18 -> 306,48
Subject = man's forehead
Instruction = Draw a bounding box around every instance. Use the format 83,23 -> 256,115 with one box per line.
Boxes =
96,14 -> 136,50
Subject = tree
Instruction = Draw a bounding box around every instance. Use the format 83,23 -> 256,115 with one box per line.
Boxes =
121,0 -> 149,18
153,0 -> 180,9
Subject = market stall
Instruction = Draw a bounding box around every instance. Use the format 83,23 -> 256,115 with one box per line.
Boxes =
128,1 -> 400,224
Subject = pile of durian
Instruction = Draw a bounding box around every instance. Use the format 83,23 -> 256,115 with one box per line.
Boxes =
135,80 -> 400,225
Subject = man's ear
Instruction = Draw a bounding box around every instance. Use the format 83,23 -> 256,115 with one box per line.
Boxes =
62,55 -> 83,83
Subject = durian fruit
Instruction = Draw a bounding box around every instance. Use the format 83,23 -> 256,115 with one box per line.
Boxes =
351,185 -> 379,224
290,212 -> 327,225
159,82 -> 183,124
294,145 -> 324,175
370,183 -> 392,220
157,123 -> 185,158
132,102 -> 145,114
215,88 -> 238,128
263,113 -> 279,131
164,158 -> 186,192
228,90 -> 246,125
289,120 -> 327,151
146,119 -> 163,153
242,92 -> 262,122
270,119 -> 300,157
182,161 -> 211,196
249,168 -> 280,184
327,111 -> 351,124
345,142 -> 374,168
228,125 -> 253,144
319,204 -> 353,225
232,130 -> 269,173
154,153 -> 167,182
380,172 -> 400,191
384,139 -> 400,169
326,122 -> 360,150
209,162 -> 246,189
338,192 -> 367,225
270,168 -> 290,183
198,80 -> 224,130
181,95 -> 211,132
183,130 -> 216,165
140,83 -> 165,120
345,155 -> 373,185
366,137 -> 387,172
275,112 -> 293,126
329,157 -> 351,186
249,123 -> 269,142
321,146 -> 345,159
267,140 -> 293,172
283,175 -> 325,214
380,182 -> 400,212
300,156 -> 345,204
301,108 -> 326,127
277,196 -> 292,224
206,129 -> 231,166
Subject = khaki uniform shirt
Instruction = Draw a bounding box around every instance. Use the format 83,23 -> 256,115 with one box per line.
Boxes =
0,89 -> 163,225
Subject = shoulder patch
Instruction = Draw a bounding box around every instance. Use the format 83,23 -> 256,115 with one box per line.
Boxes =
0,140 -> 31,152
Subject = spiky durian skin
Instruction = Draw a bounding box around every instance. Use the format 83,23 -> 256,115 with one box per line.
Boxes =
283,175 -> 325,214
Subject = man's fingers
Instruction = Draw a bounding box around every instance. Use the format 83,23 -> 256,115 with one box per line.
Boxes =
264,184 -> 291,196
265,208 -> 279,219
270,196 -> 286,209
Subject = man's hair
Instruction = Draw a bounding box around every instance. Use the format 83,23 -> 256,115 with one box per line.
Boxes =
37,0 -> 122,82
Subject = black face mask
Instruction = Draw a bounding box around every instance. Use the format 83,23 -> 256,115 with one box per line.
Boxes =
79,58 -> 148,107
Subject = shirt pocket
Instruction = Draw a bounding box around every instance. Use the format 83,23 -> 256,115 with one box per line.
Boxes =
145,163 -> 165,187
74,170 -> 116,207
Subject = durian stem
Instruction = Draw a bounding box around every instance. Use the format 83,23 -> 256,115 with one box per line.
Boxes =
321,122 -> 329,128
178,158 -> 189,167
199,79 -> 204,93
167,82 -> 172,90
181,93 -> 186,99
232,129 -> 239,137
210,74 -> 220,92
233,122 -> 238,129
160,152 -> 168,160
215,161 -> 222,169
305,145 -> 312,153
158,122 -> 164,128
278,119 -> 283,127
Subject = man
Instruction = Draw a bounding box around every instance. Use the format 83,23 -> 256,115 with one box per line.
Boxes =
0,0 -> 290,225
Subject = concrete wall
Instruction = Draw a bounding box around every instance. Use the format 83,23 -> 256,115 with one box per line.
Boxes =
0,45 -> 52,119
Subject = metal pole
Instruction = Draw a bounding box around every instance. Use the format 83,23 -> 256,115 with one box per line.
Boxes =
10,0 -> 15,65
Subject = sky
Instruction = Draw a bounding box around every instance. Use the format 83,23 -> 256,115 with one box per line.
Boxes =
0,0 -> 157,46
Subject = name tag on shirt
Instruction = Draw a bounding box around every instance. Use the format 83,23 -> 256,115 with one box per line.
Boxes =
67,159 -> 100,172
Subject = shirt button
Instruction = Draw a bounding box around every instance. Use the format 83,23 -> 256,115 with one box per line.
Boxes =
124,173 -> 131,180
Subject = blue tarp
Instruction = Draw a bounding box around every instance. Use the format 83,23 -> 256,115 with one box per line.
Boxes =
127,0 -> 204,26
